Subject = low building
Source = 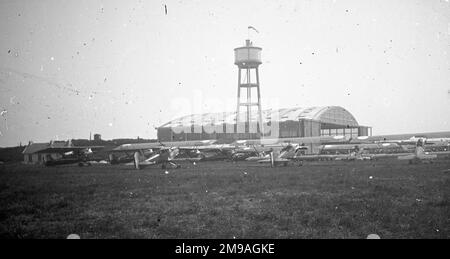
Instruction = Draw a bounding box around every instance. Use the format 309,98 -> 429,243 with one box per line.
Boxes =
22,140 -> 71,164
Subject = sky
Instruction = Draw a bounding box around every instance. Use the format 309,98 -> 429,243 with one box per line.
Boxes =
0,0 -> 449,147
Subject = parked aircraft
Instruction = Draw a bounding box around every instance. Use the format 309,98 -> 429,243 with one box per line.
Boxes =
292,138 -> 450,163
39,146 -> 104,166
110,133 -> 450,169
233,145 -> 274,161
110,140 -> 240,169
255,144 -> 308,167
349,132 -> 450,145
293,148 -> 372,162
396,138 -> 450,164
128,146 -> 203,170
349,138 -> 450,162
109,140 -> 216,164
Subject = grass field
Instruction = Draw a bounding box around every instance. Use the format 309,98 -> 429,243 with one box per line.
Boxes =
0,159 -> 449,239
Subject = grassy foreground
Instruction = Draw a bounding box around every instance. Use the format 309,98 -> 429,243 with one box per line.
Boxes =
0,159 -> 449,239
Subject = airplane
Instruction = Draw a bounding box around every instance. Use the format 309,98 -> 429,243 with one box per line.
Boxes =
128,146 -> 203,170
110,140 -> 235,169
254,143 -> 308,167
109,142 -> 166,165
251,136 -> 449,165
244,152 -> 270,162
292,138 -> 450,163
230,150 -> 262,161
348,138 -> 450,162
114,138 -> 309,168
235,135 -> 351,147
189,143 -> 242,161
190,136 -> 349,165
195,140 -> 302,162
292,149 -> 370,162
110,133 -> 450,169
348,132 -> 450,145
109,140 -> 216,162
292,143 -> 405,162
232,145 -> 272,161
397,138 -> 450,164
222,139 -> 305,163
38,146 -> 104,166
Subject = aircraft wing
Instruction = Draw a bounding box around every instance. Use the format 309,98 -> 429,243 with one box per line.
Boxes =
293,154 -> 340,161
246,155 -> 270,161
429,150 -> 450,155
125,160 -> 157,166
35,146 -> 104,154
368,153 -> 410,159
170,157 -> 203,162
177,144 -> 239,151
369,150 -> 450,159
112,141 -> 230,153
112,143 -> 163,152
258,158 -> 291,163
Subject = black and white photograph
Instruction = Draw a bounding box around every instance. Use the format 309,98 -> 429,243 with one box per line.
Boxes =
0,0 -> 449,244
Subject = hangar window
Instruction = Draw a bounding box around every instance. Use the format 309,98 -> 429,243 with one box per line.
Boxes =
351,128 -> 358,138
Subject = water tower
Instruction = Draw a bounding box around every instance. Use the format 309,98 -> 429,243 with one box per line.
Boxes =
234,39 -> 263,135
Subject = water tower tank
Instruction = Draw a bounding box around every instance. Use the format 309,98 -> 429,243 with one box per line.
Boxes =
234,39 -> 262,68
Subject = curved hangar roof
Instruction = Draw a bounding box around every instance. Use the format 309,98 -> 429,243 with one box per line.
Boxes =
160,106 -> 359,128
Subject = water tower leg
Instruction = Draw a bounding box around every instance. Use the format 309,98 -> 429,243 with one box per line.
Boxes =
256,66 -> 263,136
236,68 -> 242,128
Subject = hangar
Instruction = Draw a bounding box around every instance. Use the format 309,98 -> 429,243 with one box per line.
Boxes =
157,106 -> 372,143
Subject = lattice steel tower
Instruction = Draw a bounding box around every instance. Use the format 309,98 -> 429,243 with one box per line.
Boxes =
234,39 -> 263,135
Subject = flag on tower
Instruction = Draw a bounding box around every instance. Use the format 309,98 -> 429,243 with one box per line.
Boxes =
248,26 -> 259,33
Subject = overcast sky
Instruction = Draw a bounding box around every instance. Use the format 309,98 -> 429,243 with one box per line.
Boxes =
0,0 -> 449,147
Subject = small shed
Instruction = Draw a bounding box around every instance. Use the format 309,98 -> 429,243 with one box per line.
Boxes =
22,141 -> 70,164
